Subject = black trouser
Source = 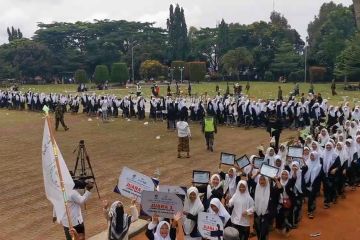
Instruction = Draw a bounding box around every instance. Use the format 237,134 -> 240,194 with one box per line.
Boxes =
306,188 -> 317,213
232,223 -> 250,240
291,195 -> 303,225
205,132 -> 214,148
276,206 -> 291,230
338,172 -> 346,196
64,223 -> 84,240
254,213 -> 269,240
55,117 -> 68,130
323,176 -> 337,204
270,130 -> 280,153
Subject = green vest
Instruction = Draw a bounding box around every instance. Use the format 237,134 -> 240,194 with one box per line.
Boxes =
204,117 -> 215,132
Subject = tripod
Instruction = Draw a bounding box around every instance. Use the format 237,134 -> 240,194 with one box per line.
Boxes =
72,140 -> 101,198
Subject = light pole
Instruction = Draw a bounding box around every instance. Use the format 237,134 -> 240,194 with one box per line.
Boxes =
304,42 -> 308,83
179,67 -> 184,83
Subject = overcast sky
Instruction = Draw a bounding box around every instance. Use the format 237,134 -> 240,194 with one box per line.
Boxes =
0,0 -> 353,44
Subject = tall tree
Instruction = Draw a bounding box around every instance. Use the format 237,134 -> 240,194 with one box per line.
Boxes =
217,19 -> 230,57
335,32 -> 360,79
167,4 -> 190,61
221,47 -> 253,79
7,26 -> 23,42
354,0 -> 360,29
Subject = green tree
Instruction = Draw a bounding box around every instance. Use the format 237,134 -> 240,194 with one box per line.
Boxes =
217,19 -> 230,56
140,60 -> 166,80
7,26 -> 23,42
270,41 -> 302,79
94,65 -> 109,84
335,33 -> 360,79
111,62 -> 129,85
189,62 -> 206,82
74,69 -> 87,83
221,47 -> 253,79
353,0 -> 360,29
167,4 -> 190,60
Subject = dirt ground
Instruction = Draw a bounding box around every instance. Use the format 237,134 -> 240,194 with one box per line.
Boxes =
0,109 -> 359,240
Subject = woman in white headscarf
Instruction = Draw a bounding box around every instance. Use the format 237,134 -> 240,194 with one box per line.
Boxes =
278,144 -> 288,165
303,151 -> 322,219
208,198 -> 231,226
335,142 -> 349,199
182,187 -> 204,240
345,139 -> 358,190
253,175 -> 282,240
147,213 -> 183,240
318,128 -> 330,147
220,167 -> 239,199
227,180 -> 254,240
322,142 -> 341,209
303,147 -> 311,166
348,121 -> 358,139
102,199 -> 139,240
289,161 -> 304,227
197,174 -> 224,211
264,147 -> 276,166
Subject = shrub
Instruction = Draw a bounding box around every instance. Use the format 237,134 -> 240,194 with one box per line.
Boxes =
288,70 -> 304,82
111,62 -> 129,85
94,65 -> 109,85
189,62 -> 206,83
264,71 -> 274,81
140,60 -> 165,80
74,69 -> 87,83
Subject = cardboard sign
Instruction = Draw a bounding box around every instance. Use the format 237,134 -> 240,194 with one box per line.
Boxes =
141,191 -> 183,218
260,164 -> 279,179
193,170 -> 210,184
235,155 -> 250,169
158,185 -> 187,196
220,152 -> 236,166
197,212 -> 224,240
116,167 -> 155,202
287,146 -> 304,158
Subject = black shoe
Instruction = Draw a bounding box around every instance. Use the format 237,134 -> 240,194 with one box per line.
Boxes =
210,147 -> 213,152
65,127 -> 69,131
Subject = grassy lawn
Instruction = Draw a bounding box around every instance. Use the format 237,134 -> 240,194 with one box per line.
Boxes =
2,81 -> 360,106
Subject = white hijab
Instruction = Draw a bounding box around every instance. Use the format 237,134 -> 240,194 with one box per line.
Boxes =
254,176 -> 270,215
228,180 -> 254,224
208,198 -> 230,225
290,161 -> 303,194
318,129 -> 330,147
183,187 -> 204,235
323,142 -> 338,174
207,174 -> 222,199
154,221 -> 171,240
335,142 -> 349,167
223,168 -> 237,197
265,147 -> 276,166
304,151 -> 322,187
345,139 -> 357,166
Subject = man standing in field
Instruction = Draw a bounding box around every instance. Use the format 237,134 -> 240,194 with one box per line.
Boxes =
202,113 -> 217,152
55,103 -> 69,131
177,117 -> 191,158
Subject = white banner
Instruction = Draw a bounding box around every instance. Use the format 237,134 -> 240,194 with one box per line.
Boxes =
141,191 -> 184,218
197,212 -> 224,240
158,185 -> 187,196
42,119 -> 74,223
117,167 -> 155,202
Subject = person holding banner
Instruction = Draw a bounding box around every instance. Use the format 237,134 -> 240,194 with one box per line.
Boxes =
208,198 -> 231,227
227,180 -> 254,240
303,151 -> 322,219
146,213 -> 183,240
102,199 -> 139,240
182,187 -> 204,240
53,182 -> 93,240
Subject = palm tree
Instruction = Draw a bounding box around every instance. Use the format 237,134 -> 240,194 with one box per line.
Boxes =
354,0 -> 360,29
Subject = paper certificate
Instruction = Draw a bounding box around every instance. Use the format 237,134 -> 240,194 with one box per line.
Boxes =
197,212 -> 224,240
235,155 -> 250,169
260,164 -> 279,179
116,167 -> 155,202
220,152 -> 236,165
141,191 -> 183,218
287,146 -> 304,158
193,170 -> 210,184
253,157 -> 266,169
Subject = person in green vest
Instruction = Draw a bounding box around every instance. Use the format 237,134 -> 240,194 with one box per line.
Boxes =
202,113 -> 217,152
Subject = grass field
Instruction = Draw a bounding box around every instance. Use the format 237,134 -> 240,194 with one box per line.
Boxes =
4,81 -> 360,106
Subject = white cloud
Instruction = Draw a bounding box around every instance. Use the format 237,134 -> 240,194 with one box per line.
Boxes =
0,0 -> 354,44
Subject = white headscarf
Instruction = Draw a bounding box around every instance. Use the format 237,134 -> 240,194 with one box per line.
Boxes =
345,139 -> 357,167
254,176 -> 270,215
208,198 -> 231,225
183,187 -> 204,235
303,147 -> 311,166
318,129 -> 330,147
223,168 -> 237,197
154,221 -> 171,240
228,180 -> 254,225
356,136 -> 360,157
290,161 -> 303,194
335,142 -> 349,167
322,142 -> 338,174
265,147 -> 276,166
207,174 -> 222,199
304,151 -> 322,187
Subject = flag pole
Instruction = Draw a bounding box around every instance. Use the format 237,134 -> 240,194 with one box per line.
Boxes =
44,107 -> 75,240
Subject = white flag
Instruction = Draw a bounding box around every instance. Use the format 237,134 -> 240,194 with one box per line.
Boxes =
42,119 -> 74,223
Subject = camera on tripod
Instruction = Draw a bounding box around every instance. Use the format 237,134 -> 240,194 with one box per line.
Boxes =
71,140 -> 100,197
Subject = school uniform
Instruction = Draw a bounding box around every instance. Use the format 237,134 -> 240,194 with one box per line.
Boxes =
197,174 -> 224,211
183,187 -> 204,240
322,144 -> 341,206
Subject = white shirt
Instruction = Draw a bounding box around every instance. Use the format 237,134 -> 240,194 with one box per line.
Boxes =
177,121 -> 191,137
54,190 -> 92,227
